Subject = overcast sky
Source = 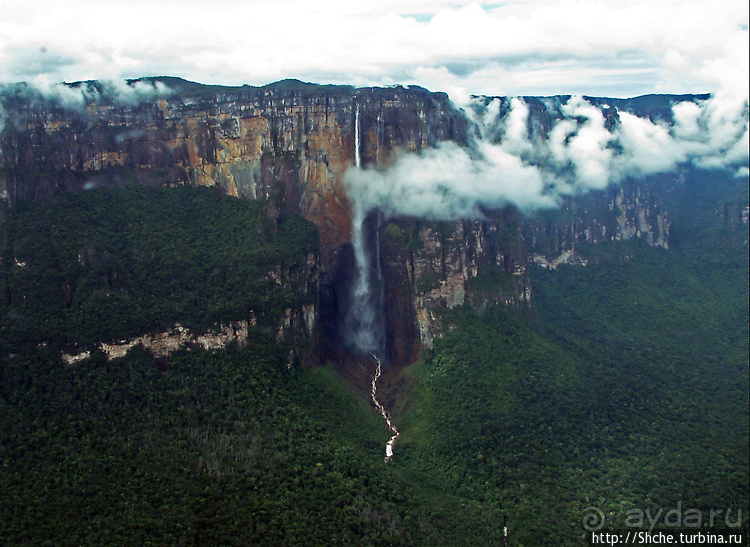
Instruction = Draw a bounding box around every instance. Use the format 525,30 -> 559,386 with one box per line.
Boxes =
0,0 -> 747,100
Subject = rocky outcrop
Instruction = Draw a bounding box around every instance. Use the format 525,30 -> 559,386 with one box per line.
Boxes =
62,321 -> 251,365
61,302 -> 319,368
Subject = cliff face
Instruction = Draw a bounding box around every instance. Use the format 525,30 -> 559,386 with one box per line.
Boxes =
378,209 -> 531,357
374,178 -> 674,360
526,180 -> 671,269
0,79 -> 697,368
0,80 -> 469,271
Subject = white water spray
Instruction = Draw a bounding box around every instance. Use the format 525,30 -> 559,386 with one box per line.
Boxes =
347,202 -> 383,353
371,353 -> 399,461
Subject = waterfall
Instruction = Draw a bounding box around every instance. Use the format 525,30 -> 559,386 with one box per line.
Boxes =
346,203 -> 385,354
376,111 -> 382,164
348,103 -> 397,460
344,103 -> 385,356
354,104 -> 361,168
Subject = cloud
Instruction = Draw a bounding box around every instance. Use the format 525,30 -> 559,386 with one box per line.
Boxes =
0,76 -> 172,112
344,94 -> 749,220
344,139 -> 556,219
0,0 -> 746,101
101,79 -> 172,105
6,46 -> 77,78
23,75 -> 93,108
548,96 -> 614,190
613,92 -> 749,176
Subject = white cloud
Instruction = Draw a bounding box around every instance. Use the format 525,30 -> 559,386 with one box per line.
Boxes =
0,0 -> 746,101
344,94 -> 749,220
344,139 -> 557,219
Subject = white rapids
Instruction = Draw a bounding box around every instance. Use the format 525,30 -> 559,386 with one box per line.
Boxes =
370,353 -> 400,461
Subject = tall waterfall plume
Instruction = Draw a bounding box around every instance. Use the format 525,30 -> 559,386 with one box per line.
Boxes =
354,104 -> 361,169
343,103 -> 386,357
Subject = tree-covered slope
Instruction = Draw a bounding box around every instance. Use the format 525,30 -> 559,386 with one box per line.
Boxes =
2,338 -> 400,544
0,170 -> 747,546
0,185 -> 318,353
394,170 -> 749,545
0,186 -> 502,545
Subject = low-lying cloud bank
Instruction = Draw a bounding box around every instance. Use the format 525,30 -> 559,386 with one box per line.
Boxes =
0,77 -> 172,135
0,77 -> 170,120
344,93 -> 749,220
11,77 -> 172,107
